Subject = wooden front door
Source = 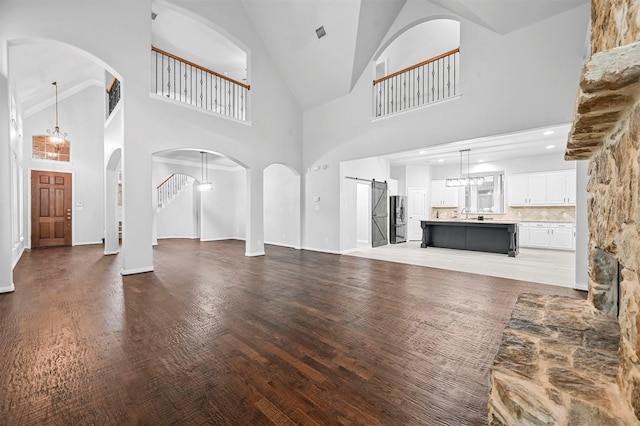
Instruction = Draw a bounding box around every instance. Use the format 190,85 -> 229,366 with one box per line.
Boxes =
31,170 -> 72,248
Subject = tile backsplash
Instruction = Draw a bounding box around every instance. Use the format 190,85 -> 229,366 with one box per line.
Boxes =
431,206 -> 575,222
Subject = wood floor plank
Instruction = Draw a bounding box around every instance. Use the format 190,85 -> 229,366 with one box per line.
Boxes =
0,239 -> 584,425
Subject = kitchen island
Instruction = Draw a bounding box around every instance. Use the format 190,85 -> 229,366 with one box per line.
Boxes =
420,219 -> 519,257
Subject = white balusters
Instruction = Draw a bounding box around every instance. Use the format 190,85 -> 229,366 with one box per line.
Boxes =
157,173 -> 192,211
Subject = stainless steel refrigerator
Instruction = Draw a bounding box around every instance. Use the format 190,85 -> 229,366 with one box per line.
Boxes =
389,195 -> 407,244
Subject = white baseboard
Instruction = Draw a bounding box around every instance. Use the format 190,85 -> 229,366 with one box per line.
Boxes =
157,236 -> 198,240
73,241 -> 103,246
121,266 -> 154,275
301,246 -> 342,255
574,282 -> 588,291
0,283 -> 15,293
12,247 -> 25,269
104,250 -> 119,255
341,248 -> 359,254
200,236 -> 235,242
264,241 -> 298,249
245,251 -> 265,257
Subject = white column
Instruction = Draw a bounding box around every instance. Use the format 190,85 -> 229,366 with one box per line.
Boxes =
104,166 -> 119,255
245,167 -> 265,256
120,100 -> 153,275
575,160 -> 589,291
0,74 -> 15,292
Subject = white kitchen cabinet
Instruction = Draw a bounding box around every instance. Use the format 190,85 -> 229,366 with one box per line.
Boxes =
518,223 -> 530,247
431,180 -> 459,207
508,173 -> 546,206
549,223 -> 574,250
528,223 -> 551,248
519,222 -> 575,250
508,170 -> 575,206
546,171 -> 576,205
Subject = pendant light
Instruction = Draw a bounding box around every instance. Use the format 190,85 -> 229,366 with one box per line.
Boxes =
47,82 -> 68,143
197,151 -> 213,191
445,149 -> 484,187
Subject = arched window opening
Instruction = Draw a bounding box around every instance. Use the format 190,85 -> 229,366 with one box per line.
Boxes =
151,3 -> 249,121
374,19 -> 460,117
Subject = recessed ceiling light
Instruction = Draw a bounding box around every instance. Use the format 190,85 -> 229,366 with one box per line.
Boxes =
438,159 -> 444,163
546,145 -> 555,149
419,150 -> 427,154
315,26 -> 327,39
543,130 -> 555,136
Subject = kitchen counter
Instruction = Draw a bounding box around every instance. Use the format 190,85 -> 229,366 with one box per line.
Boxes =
420,220 -> 519,257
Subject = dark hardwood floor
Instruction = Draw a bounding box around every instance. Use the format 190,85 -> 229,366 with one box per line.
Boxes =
1,240 -> 584,425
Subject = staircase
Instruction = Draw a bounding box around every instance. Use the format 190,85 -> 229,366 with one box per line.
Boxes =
157,173 -> 192,211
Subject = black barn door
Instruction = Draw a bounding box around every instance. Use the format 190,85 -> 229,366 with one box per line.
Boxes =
371,180 -> 388,247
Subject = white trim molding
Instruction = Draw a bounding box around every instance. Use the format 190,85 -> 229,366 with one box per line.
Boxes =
0,283 -> 16,293
121,266 -> 154,276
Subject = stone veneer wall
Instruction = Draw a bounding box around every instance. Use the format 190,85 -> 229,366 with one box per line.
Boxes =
589,99 -> 640,420
589,0 -> 640,420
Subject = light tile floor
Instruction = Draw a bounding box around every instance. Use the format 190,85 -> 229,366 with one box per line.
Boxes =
345,241 -> 577,289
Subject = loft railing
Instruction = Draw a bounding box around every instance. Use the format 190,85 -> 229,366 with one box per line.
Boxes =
373,47 -> 460,117
157,173 -> 191,211
151,46 -> 250,121
107,77 -> 121,116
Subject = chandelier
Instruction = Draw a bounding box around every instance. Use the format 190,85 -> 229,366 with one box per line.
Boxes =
47,81 -> 68,143
445,149 -> 484,187
197,151 -> 213,191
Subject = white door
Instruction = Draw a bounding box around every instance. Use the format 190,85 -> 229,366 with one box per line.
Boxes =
408,187 -> 426,241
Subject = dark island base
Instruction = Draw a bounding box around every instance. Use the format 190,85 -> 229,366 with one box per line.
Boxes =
420,220 -> 519,257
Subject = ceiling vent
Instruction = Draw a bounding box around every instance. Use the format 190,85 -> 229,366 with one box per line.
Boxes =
315,26 -> 327,39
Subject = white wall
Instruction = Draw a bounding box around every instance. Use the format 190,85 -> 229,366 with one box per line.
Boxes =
356,183 -> 370,244
339,157 -> 391,252
302,1 -> 589,252
377,19 -> 460,75
23,85 -> 105,246
264,164 -> 300,249
156,179 -> 197,239
1,0 -> 303,275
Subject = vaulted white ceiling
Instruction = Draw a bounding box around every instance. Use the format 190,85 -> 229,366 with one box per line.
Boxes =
8,0 -> 589,165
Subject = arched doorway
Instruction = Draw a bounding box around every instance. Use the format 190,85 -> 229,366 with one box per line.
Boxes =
152,149 -> 248,246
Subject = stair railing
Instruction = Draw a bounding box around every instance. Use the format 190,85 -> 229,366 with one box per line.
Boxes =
151,46 -> 250,121
157,173 -> 191,211
373,47 -> 460,117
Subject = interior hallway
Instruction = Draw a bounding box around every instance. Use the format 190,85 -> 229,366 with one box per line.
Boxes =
1,239 -> 583,424
347,241 -> 577,289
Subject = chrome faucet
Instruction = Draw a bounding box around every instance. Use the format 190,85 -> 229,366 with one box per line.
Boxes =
461,207 -> 469,220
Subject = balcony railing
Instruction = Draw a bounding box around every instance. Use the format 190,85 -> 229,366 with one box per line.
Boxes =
107,77 -> 121,116
151,46 -> 250,121
373,47 -> 460,117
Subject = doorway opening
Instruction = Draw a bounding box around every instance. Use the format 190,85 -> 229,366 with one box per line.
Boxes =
31,170 -> 72,248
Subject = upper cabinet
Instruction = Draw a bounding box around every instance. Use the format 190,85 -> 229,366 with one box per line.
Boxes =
545,171 -> 576,205
508,170 -> 576,206
431,180 -> 459,207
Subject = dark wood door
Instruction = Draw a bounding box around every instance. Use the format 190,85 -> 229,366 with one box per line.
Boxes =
31,170 -> 72,248
371,180 -> 388,247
